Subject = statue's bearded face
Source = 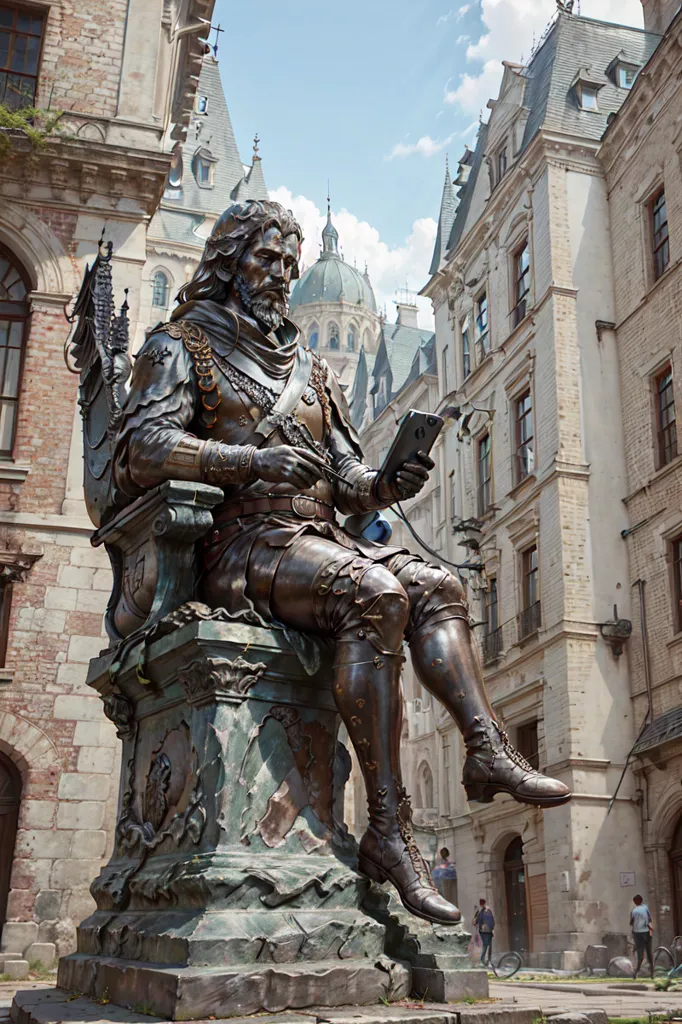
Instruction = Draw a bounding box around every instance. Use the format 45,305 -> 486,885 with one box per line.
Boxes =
233,225 -> 300,331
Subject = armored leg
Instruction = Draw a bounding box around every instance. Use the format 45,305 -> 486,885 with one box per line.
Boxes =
393,558 -> 571,808
270,536 -> 461,924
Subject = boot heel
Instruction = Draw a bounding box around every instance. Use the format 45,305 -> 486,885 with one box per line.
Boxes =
465,783 -> 494,804
358,855 -> 387,884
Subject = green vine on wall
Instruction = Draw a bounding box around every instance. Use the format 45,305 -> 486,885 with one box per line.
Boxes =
0,104 -> 65,162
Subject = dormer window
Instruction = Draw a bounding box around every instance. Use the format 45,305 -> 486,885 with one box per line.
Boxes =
195,95 -> 209,115
571,68 -> 603,112
579,85 -> 599,111
606,52 -> 640,91
192,146 -> 216,188
618,65 -> 638,89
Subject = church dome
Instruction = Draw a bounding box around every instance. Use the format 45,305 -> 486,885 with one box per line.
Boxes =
289,207 -> 377,313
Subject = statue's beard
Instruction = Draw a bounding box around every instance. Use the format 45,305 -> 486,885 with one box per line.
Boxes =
235,271 -> 287,331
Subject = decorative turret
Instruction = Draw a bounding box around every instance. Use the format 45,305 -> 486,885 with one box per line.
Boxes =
429,154 -> 458,276
321,194 -> 340,258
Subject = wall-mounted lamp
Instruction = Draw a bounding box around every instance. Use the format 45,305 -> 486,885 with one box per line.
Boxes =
442,402 -> 495,442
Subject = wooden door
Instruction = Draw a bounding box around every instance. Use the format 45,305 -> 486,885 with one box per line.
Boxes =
504,836 -> 529,953
0,752 -> 21,932
528,872 -> 549,951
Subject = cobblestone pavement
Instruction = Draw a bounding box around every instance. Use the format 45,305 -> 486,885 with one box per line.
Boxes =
490,979 -> 682,1017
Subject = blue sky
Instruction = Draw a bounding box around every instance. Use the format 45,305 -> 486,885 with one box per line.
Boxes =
212,0 -> 643,322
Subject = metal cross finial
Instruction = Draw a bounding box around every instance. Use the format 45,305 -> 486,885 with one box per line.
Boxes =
253,133 -> 260,157
210,23 -> 224,57
327,179 -> 331,216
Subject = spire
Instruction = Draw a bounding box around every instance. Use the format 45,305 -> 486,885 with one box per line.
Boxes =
321,185 -> 339,258
428,153 -> 458,276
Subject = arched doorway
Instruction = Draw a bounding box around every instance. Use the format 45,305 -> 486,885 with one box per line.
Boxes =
0,751 -> 21,930
669,815 -> 682,935
504,836 -> 528,953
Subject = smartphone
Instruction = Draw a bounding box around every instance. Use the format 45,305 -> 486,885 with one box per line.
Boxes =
377,409 -> 444,485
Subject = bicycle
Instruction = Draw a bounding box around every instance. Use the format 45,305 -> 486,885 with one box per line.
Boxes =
486,950 -> 523,979
651,939 -> 682,981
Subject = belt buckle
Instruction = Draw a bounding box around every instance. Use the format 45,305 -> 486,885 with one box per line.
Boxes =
292,495 -> 317,519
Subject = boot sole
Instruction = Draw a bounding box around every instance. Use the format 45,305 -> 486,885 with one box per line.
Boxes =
357,855 -> 462,926
464,782 -> 572,807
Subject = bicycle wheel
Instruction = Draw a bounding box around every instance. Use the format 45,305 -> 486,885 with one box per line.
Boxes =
654,946 -> 674,976
494,951 -> 522,979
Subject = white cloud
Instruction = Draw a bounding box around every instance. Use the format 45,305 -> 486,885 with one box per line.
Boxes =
437,9 -> 454,24
387,134 -> 454,160
269,186 -> 438,328
457,2 -> 474,17
444,0 -> 643,118
457,33 -> 470,43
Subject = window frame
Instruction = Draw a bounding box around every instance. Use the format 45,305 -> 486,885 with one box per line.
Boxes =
0,4 -> 45,111
327,321 -> 340,351
617,64 -> 638,89
511,238 -> 530,328
652,188 -> 670,282
151,270 -> 170,310
519,543 -> 541,639
578,84 -> 599,111
497,145 -> 508,183
461,316 -> 471,380
672,534 -> 682,634
654,363 -> 677,468
516,720 -> 539,771
475,290 -> 489,358
514,387 -> 534,484
477,431 -> 492,517
308,322 -> 319,351
0,241 -> 30,459
346,324 -> 356,352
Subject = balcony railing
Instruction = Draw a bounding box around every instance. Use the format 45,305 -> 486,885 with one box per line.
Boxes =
518,601 -> 541,640
482,626 -> 503,664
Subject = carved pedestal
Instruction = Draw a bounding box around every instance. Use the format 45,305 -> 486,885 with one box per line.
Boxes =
57,611 -> 409,1020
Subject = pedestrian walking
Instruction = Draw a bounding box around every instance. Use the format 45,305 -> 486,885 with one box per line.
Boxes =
630,894 -> 654,979
473,897 -> 495,966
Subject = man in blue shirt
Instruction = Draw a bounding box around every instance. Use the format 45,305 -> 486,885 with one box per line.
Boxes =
630,894 -> 653,979
473,897 -> 495,966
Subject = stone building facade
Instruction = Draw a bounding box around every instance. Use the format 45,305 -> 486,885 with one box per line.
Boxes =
412,8 -> 662,966
0,0 -> 214,963
600,3 -> 682,944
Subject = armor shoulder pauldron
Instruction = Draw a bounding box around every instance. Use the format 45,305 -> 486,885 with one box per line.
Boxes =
164,321 -> 221,429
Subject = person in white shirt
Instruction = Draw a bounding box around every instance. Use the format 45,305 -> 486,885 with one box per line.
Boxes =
630,894 -> 653,978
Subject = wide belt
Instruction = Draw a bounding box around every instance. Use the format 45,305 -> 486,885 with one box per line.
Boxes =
213,495 -> 336,527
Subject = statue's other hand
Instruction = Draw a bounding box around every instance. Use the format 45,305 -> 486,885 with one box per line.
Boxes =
389,450 -> 433,501
252,446 -> 325,489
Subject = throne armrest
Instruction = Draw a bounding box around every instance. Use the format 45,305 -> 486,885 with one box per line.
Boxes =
92,480 -> 224,642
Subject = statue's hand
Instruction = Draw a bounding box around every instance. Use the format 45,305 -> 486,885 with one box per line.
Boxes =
252,446 -> 325,489
376,450 -> 434,503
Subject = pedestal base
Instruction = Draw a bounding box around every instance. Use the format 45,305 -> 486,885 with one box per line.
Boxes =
57,952 -> 410,1020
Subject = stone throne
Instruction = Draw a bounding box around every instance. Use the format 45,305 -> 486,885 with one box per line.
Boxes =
55,243 -> 414,1019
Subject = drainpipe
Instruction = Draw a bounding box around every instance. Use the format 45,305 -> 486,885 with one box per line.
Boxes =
606,579 -> 653,815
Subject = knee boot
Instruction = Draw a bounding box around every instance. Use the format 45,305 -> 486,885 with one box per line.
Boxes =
333,638 -> 461,924
410,611 -> 570,808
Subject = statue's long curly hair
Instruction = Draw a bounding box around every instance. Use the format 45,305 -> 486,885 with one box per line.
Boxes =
177,200 -> 303,305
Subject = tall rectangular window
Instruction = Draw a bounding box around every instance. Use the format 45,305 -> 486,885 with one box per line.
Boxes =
441,346 -> 449,395
497,147 -> 508,181
461,317 -> 471,379
514,389 -> 534,483
652,189 -> 670,281
0,6 -> 44,110
519,544 -> 541,638
655,365 -> 677,467
476,292 -> 489,356
483,577 -> 502,663
512,240 -> 530,327
516,720 -> 539,771
477,432 -> 492,517
672,536 -> 682,634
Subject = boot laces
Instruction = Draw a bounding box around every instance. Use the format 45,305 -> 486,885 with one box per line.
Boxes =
396,786 -> 437,891
500,730 -> 537,774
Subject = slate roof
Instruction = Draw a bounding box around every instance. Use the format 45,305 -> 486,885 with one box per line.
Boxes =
348,346 -> 376,431
632,707 -> 682,756
429,155 -> 458,276
436,12 -> 660,270
371,321 -> 436,399
149,55 -> 268,248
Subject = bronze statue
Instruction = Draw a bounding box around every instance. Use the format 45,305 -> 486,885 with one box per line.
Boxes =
111,200 -> 570,927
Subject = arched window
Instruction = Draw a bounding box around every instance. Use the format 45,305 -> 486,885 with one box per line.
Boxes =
417,760 -> 434,808
328,321 -> 340,351
0,245 -> 29,457
346,325 -> 356,352
168,144 -> 183,188
152,270 -> 170,310
308,322 -> 319,350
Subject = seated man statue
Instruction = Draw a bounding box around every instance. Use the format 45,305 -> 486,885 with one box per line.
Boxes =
113,200 -> 570,926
